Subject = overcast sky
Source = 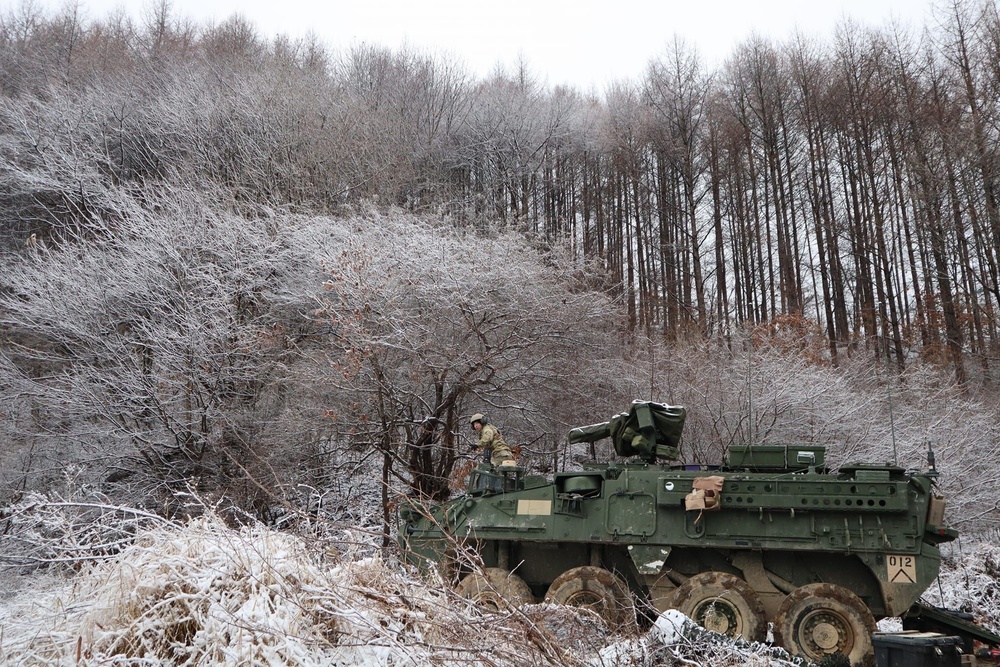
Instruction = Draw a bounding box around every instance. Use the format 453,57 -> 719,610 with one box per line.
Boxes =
44,0 -> 937,89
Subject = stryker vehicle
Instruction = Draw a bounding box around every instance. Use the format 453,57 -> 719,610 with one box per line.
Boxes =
398,401 -> 1000,665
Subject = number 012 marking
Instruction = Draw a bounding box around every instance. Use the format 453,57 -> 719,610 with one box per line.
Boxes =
887,554 -> 917,583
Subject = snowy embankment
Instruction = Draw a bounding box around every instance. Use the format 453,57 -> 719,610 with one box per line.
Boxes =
922,533 -> 1000,631
0,514 -> 801,666
0,514 -> 561,665
0,513 -> 996,666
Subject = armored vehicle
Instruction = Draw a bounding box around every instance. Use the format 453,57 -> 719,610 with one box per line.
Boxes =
398,401 -> 996,665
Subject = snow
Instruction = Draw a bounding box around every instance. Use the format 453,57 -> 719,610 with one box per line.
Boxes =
594,609 -> 802,667
652,609 -> 690,644
919,537 -> 1000,637
1,510 -> 998,666
0,514 -> 599,665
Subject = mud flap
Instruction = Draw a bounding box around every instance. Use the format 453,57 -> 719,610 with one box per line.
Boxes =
627,544 -> 672,576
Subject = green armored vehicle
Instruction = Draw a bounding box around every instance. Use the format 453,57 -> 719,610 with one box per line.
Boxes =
398,401 -> 993,665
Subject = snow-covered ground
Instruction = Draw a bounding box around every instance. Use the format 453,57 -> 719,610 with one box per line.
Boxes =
920,533 -> 1000,634
0,510 -> 997,666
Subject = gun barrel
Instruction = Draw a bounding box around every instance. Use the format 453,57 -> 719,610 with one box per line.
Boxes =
568,421 -> 612,444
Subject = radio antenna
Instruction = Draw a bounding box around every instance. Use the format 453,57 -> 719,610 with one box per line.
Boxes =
747,338 -> 753,448
888,380 -> 898,465
649,335 -> 655,400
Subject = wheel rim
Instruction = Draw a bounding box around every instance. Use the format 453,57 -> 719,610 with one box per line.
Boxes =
799,608 -> 854,656
473,591 -> 504,611
562,588 -> 608,612
545,566 -> 635,630
456,568 -> 534,610
671,571 -> 766,641
774,583 -> 875,663
693,599 -> 739,635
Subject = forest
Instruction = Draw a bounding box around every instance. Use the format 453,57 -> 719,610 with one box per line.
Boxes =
2,0 -> 1000,663
4,1 -> 1000,381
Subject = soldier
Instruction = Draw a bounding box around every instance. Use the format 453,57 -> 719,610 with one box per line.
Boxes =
470,413 -> 515,467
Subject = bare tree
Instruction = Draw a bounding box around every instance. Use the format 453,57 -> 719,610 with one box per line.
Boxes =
314,213 -> 620,535
0,187 -> 326,519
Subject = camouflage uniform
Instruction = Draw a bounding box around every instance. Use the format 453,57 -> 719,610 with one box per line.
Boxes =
477,423 -> 514,467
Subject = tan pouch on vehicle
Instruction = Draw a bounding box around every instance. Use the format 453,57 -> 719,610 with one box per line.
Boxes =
685,475 -> 724,511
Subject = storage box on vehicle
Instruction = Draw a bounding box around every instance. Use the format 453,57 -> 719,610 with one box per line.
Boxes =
724,444 -> 825,470
873,631 -> 963,667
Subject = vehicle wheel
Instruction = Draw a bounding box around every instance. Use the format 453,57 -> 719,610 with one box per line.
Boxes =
773,583 -> 876,666
544,565 -> 636,631
455,567 -> 534,610
670,571 -> 767,642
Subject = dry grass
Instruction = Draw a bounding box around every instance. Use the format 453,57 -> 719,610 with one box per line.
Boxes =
0,514 -> 591,665
2,508 -> 997,666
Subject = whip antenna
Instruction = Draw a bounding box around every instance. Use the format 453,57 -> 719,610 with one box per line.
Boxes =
747,339 -> 753,448
888,381 -> 898,465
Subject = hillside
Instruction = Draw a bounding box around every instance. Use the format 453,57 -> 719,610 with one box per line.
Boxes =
3,2 -> 1000,524
6,1 -> 1000,379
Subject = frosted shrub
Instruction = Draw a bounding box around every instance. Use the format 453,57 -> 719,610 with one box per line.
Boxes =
0,514 -> 583,665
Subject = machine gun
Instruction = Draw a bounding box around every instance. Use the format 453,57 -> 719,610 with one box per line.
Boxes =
567,400 -> 685,463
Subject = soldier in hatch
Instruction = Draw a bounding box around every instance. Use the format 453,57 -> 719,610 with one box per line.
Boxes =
470,413 -> 515,467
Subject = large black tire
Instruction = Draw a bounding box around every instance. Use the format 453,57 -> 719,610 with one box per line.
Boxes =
544,565 -> 636,631
773,583 -> 876,666
671,571 -> 767,642
455,567 -> 534,610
